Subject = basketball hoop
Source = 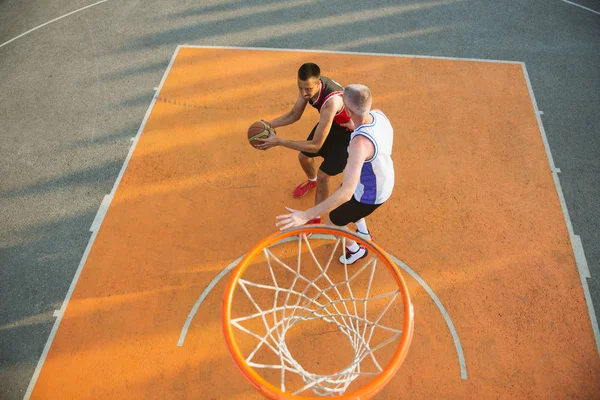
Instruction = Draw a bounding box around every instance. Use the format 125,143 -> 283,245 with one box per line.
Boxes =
222,226 -> 414,399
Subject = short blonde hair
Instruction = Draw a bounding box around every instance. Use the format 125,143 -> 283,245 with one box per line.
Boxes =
344,84 -> 372,116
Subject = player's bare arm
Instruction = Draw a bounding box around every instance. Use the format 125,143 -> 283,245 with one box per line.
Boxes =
275,136 -> 373,229
256,96 -> 341,152
267,92 -> 308,129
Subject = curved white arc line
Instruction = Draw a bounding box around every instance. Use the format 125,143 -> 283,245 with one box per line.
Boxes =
388,254 -> 468,380
0,0 -> 111,50
177,236 -> 300,347
178,235 -> 468,380
177,254 -> 244,347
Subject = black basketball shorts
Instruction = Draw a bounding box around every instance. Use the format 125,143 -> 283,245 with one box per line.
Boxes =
301,123 -> 351,176
329,196 -> 383,227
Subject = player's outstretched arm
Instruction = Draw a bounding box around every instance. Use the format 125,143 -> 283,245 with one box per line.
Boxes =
275,136 -> 372,230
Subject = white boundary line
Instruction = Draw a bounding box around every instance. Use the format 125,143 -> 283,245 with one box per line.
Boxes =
560,0 -> 600,15
521,63 -> 600,355
23,45 -> 182,400
182,44 -> 521,64
0,0 -> 111,50
179,234 -> 469,380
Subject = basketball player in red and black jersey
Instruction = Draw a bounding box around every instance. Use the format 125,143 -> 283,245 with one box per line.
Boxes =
256,63 -> 351,225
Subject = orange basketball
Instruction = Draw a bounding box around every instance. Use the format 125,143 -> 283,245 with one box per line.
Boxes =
247,121 -> 272,149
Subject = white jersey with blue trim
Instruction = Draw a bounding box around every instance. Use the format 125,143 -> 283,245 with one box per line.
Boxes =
351,110 -> 395,205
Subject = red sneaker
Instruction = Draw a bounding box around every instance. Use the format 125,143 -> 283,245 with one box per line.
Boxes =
293,179 -> 317,198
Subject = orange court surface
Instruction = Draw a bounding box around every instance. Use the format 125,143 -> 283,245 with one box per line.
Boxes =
27,47 -> 600,399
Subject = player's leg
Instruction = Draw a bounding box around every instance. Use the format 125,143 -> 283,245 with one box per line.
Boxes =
354,218 -> 373,241
298,152 -> 317,180
315,169 -> 330,205
328,198 -> 382,264
293,124 -> 320,198
327,201 -> 367,264
299,169 -> 331,225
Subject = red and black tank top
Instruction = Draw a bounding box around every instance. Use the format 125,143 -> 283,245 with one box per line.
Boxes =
309,76 -> 351,125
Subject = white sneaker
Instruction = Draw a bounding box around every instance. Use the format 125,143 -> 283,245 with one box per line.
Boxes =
355,229 -> 372,241
339,246 -> 368,265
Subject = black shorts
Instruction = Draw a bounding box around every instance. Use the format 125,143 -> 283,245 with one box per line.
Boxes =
329,196 -> 383,226
301,123 -> 351,176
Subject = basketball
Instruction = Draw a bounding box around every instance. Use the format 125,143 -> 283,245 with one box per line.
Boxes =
247,120 -> 272,149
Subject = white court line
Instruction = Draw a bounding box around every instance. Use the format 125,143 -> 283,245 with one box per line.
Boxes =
560,0 -> 600,15
0,0 -> 111,50
183,44 -> 521,65
23,45 -> 182,400
521,63 -> 600,355
179,234 -> 469,380
177,255 -> 243,347
389,253 -> 468,380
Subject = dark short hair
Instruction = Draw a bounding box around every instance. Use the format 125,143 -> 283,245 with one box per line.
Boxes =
298,63 -> 320,81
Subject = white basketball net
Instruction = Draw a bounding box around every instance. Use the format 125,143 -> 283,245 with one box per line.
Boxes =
229,234 -> 404,397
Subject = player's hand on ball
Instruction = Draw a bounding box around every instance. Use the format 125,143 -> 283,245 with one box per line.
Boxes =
255,128 -> 279,150
275,207 -> 310,230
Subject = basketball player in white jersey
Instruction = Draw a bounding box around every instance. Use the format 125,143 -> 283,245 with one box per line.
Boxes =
276,84 -> 395,264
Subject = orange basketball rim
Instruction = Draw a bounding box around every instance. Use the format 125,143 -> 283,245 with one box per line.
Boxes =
222,226 -> 415,399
